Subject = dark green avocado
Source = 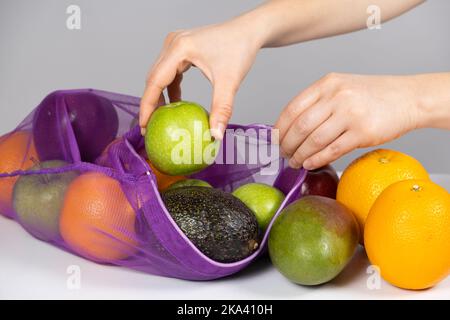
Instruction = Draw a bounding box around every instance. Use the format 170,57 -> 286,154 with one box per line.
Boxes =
161,186 -> 260,263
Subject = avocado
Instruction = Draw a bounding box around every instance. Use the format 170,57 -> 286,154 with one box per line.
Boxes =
161,186 -> 260,263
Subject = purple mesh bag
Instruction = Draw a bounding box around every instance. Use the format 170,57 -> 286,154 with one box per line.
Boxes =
0,89 -> 306,280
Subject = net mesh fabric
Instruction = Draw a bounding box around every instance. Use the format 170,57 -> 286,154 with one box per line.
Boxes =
0,89 -> 306,280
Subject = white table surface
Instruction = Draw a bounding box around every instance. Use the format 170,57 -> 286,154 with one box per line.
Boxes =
1,174 -> 449,300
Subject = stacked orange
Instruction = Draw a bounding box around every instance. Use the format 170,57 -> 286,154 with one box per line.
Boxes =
0,131 -> 38,218
337,149 -> 450,290
365,179 -> 450,289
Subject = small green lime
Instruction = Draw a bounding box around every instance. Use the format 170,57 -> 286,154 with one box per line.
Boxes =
232,183 -> 285,231
167,179 -> 212,190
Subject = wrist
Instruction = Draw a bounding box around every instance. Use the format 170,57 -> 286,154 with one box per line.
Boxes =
413,73 -> 450,130
228,2 -> 282,50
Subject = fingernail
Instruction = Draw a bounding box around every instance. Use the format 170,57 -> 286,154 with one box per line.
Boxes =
211,123 -> 225,140
140,127 -> 146,136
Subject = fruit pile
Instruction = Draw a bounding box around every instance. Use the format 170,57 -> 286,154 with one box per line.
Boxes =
338,150 -> 450,290
0,91 -> 138,263
0,92 -> 449,290
269,149 -> 450,290
143,100 -> 450,290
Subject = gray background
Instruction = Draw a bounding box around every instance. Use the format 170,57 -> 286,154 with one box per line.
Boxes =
0,0 -> 449,172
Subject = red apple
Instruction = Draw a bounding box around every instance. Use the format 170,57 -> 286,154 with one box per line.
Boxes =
301,165 -> 339,199
274,165 -> 339,200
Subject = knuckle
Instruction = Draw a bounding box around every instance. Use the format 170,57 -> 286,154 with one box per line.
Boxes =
165,31 -> 178,42
284,104 -> 297,120
328,142 -> 341,158
174,34 -> 193,49
164,31 -> 185,47
221,102 -> 233,113
310,133 -> 323,146
343,103 -> 364,119
145,77 -> 163,90
335,87 -> 355,100
294,118 -> 310,136
214,103 -> 233,119
321,72 -> 341,86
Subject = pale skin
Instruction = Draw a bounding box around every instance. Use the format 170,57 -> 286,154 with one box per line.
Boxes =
140,0 -> 450,170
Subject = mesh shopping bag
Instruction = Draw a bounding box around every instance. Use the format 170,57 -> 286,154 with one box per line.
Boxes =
0,89 -> 306,280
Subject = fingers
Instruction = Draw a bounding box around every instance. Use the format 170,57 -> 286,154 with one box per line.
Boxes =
167,73 -> 183,103
139,58 -> 178,134
279,99 -> 332,157
209,81 -> 237,140
288,115 -> 347,169
302,132 -> 358,170
275,73 -> 345,144
140,81 -> 163,134
274,83 -> 321,143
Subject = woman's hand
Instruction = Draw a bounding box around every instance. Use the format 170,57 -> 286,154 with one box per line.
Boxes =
275,73 -> 426,170
139,0 -> 425,139
139,20 -> 264,139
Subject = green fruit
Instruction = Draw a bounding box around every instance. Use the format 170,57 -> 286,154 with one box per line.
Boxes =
268,196 -> 359,285
167,179 -> 212,190
232,183 -> 285,231
161,186 -> 260,263
13,160 -> 78,241
145,101 -> 217,176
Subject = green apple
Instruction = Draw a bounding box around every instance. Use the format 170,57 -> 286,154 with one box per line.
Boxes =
232,183 -> 285,231
13,160 -> 78,241
145,101 -> 218,176
167,179 -> 212,190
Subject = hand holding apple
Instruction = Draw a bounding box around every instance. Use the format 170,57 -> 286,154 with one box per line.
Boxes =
145,101 -> 218,176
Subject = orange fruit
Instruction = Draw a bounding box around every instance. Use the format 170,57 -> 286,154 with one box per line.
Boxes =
137,148 -> 186,191
101,137 -> 122,155
146,160 -> 186,191
60,172 -> 137,262
336,149 -> 429,242
95,138 -> 122,166
0,131 -> 38,218
365,179 -> 450,290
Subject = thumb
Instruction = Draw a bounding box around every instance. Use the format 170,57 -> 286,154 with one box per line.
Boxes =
209,82 -> 236,140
